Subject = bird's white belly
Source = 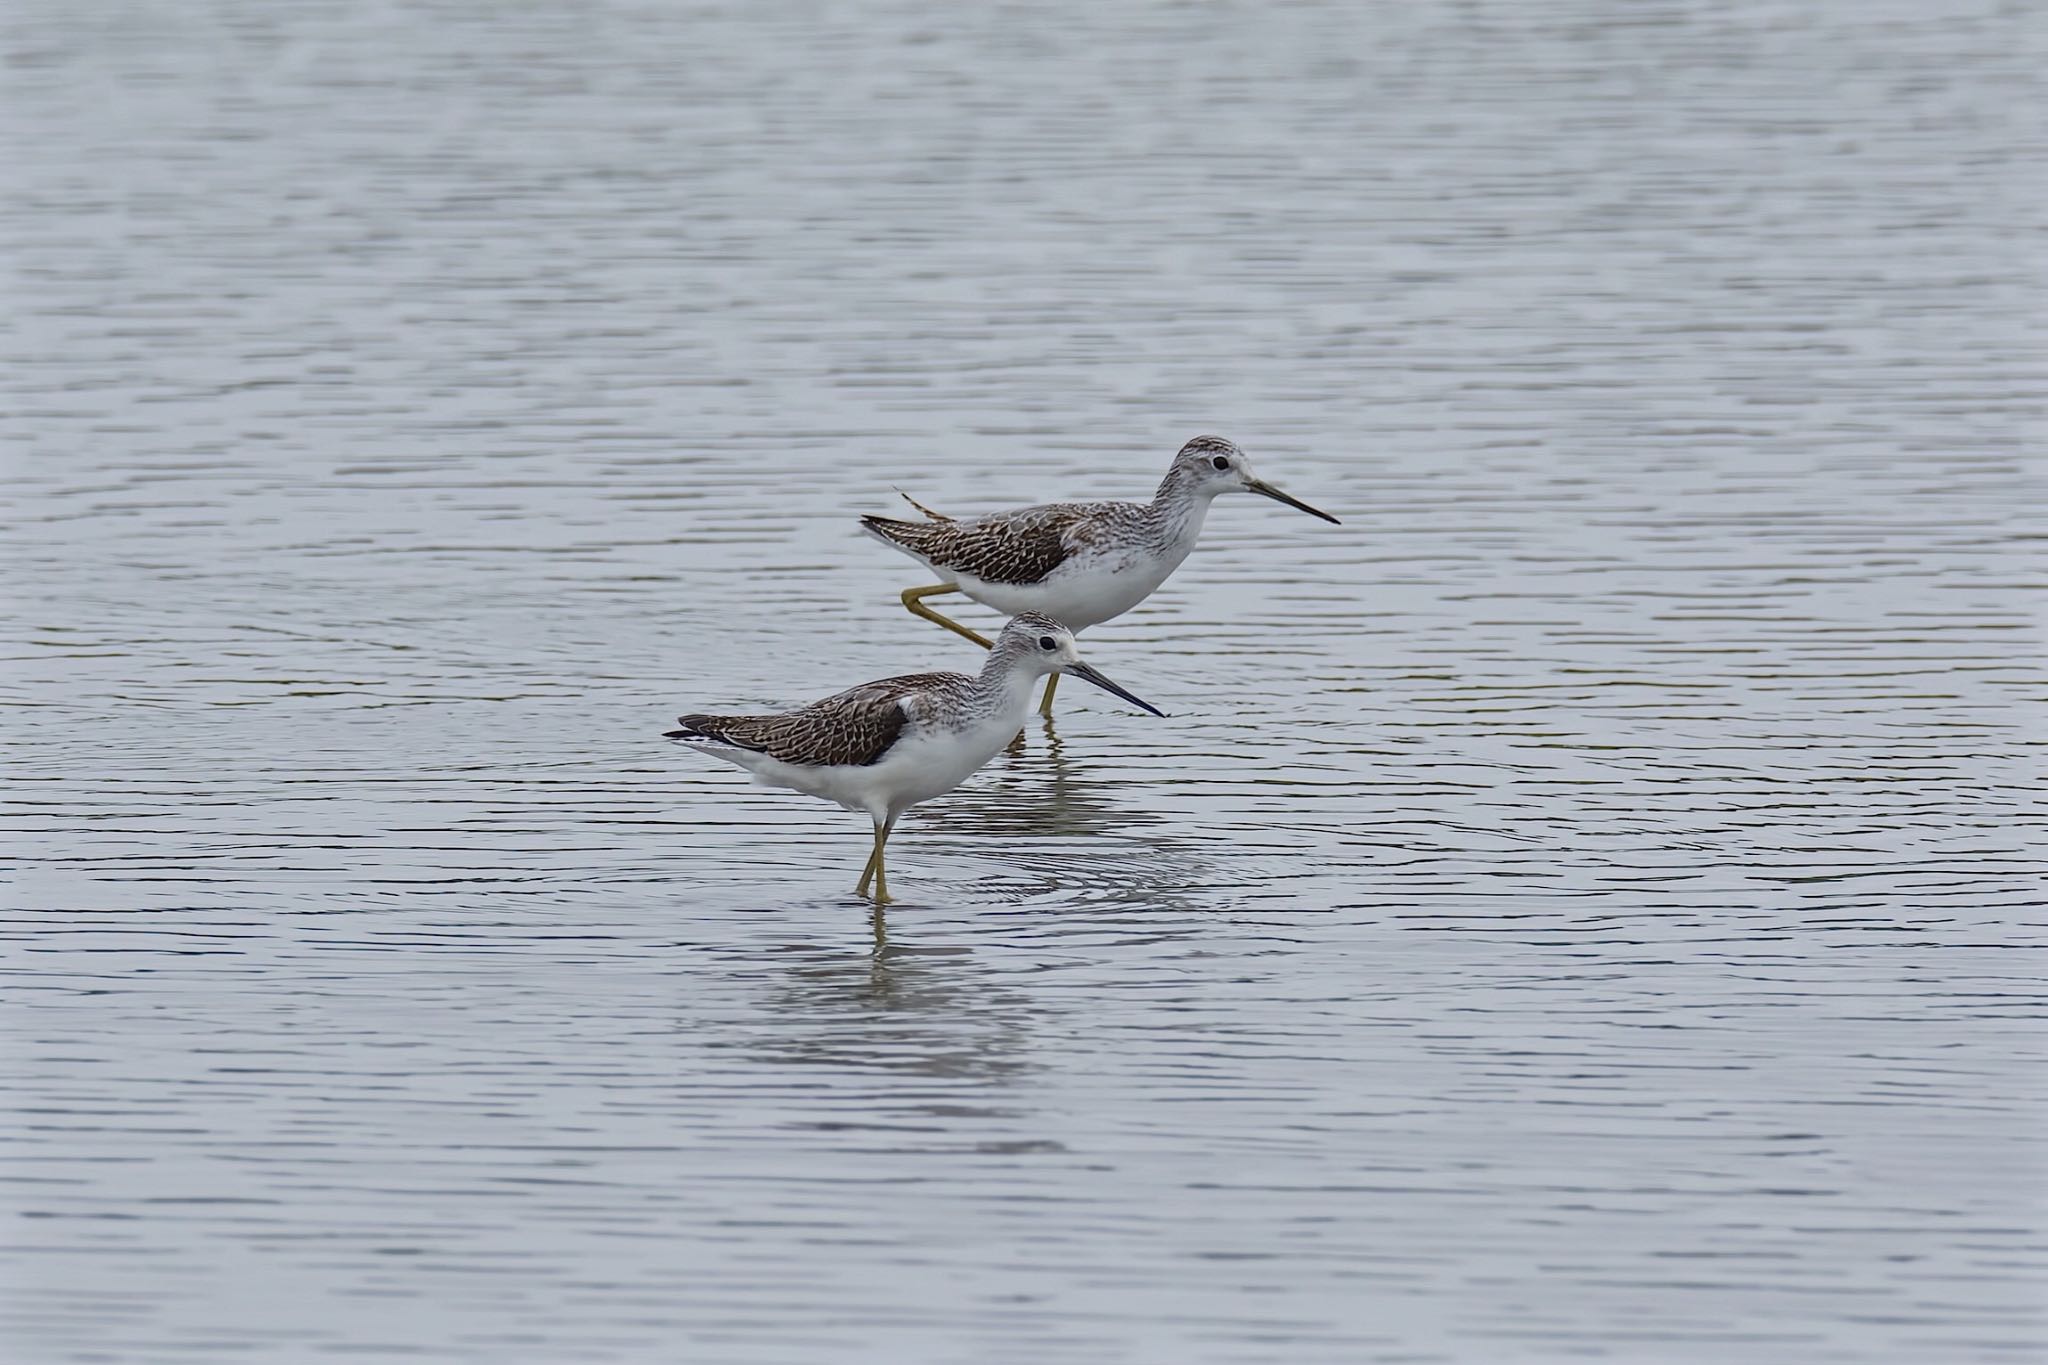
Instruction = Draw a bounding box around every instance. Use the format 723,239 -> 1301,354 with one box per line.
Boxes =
726,714 -> 1018,820
866,719 -> 1018,810
959,550 -> 1183,632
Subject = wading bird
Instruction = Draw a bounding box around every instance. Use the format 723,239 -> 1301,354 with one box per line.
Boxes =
862,435 -> 1338,715
664,613 -> 1162,904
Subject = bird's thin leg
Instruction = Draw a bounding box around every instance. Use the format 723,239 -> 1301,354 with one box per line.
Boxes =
900,584 -> 992,650
873,817 -> 896,904
856,823 -> 883,897
856,817 -> 897,905
1037,673 -> 1060,716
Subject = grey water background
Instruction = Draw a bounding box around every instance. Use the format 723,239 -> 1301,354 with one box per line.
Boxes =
4,0 -> 2045,1361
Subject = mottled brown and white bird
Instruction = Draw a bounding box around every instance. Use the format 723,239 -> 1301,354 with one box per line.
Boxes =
861,436 -> 1338,714
664,613 -> 1162,904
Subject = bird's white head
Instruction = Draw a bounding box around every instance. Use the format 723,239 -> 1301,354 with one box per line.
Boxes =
998,612 -> 1082,676
996,613 -> 1166,716
1165,435 -> 1341,524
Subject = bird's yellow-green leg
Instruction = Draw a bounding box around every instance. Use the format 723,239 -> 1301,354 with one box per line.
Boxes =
1037,673 -> 1060,716
900,584 -> 992,650
872,822 -> 892,904
855,818 -> 896,904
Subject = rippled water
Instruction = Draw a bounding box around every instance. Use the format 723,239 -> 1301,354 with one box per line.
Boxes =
5,0 -> 2045,1360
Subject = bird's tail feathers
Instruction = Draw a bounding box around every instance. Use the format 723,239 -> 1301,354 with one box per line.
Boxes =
664,713 -> 751,746
894,489 -> 953,521
859,514 -> 937,554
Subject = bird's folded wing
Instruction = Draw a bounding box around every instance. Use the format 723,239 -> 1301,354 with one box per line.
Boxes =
935,503 -> 1105,584
690,674 -> 962,767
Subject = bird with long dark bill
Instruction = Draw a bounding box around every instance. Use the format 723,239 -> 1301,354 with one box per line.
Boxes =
862,435 -> 1338,715
665,612 -> 1163,903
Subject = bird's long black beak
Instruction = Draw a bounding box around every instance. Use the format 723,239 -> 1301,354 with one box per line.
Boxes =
1062,660 -> 1167,717
1245,476 -> 1341,524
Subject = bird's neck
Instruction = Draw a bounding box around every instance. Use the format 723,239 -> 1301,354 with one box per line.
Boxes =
976,646 -> 1048,720
1146,476 -> 1216,547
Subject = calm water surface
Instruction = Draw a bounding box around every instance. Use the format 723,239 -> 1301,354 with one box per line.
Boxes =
4,1 -> 2045,1361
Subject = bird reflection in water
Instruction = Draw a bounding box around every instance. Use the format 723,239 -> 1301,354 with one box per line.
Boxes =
738,931 -> 1043,1099
947,713 -> 1211,907
974,713 -> 1152,841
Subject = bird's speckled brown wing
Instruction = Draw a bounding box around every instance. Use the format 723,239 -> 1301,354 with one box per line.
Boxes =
665,673 -> 963,768
861,501 -> 1116,586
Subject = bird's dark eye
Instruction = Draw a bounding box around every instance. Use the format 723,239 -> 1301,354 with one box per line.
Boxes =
1038,636 -> 1057,651
1211,455 -> 1231,471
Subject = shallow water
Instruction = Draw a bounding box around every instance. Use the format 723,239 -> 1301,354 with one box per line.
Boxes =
4,0 -> 2045,1361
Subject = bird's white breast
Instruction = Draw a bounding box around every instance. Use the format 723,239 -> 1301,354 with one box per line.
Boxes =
867,717 -> 1015,809
960,539 -> 1195,632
